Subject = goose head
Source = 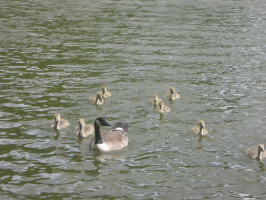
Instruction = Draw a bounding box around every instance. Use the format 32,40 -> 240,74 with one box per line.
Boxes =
199,120 -> 205,129
259,144 -> 265,152
95,117 -> 112,128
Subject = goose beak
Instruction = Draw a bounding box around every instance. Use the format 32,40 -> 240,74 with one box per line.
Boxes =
105,121 -> 112,126
262,148 -> 265,152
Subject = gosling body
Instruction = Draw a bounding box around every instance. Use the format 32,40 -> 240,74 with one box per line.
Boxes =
74,118 -> 94,137
246,144 -> 266,160
190,120 -> 208,136
165,87 -> 180,100
50,113 -> 69,129
89,118 -> 129,152
89,92 -> 104,105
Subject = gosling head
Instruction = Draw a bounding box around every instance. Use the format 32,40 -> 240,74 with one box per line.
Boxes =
259,144 -> 265,152
170,87 -> 175,94
55,113 -> 61,122
153,94 -> 159,101
79,118 -> 85,128
95,117 -> 112,127
159,101 -> 164,109
102,85 -> 107,93
96,92 -> 103,102
199,120 -> 205,129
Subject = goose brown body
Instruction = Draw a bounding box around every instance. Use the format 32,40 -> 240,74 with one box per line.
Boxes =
89,118 -> 129,152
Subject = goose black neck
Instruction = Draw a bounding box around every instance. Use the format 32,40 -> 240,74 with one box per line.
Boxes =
94,122 -> 103,144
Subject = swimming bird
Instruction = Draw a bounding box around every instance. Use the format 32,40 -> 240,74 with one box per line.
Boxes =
74,118 -> 94,137
50,113 -> 69,129
149,94 -> 163,106
99,85 -> 111,98
190,120 -> 208,136
89,117 -> 129,152
89,92 -> 104,105
246,144 -> 266,160
164,87 -> 180,100
157,101 -> 170,113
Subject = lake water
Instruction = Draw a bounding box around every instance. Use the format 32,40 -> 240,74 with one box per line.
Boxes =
1,0 -> 266,199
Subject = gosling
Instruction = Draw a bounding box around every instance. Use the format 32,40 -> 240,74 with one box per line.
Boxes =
50,113 -> 69,129
190,120 -> 208,136
149,94 -> 163,106
99,85 -> 111,98
157,101 -> 170,113
246,144 -> 266,160
89,117 -> 129,152
74,118 -> 94,138
164,87 -> 180,100
89,92 -> 104,105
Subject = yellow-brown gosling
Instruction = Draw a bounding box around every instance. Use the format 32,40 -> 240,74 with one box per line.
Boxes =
89,92 -> 104,105
164,87 -> 180,100
99,85 -> 111,98
149,94 -> 163,106
190,120 -> 208,136
246,144 -> 266,160
89,117 -> 129,152
50,113 -> 69,129
74,118 -> 94,138
157,101 -> 170,113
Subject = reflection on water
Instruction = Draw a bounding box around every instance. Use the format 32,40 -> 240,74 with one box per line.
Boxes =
1,0 -> 266,199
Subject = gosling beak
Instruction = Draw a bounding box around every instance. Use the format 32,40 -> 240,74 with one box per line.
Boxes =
261,148 -> 265,152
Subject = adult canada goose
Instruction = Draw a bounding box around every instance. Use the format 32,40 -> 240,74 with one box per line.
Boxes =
164,87 -> 180,100
89,117 -> 129,152
149,94 -> 163,106
50,113 -> 69,129
190,120 -> 208,136
157,101 -> 170,113
89,92 -> 104,105
246,144 -> 266,160
74,118 -> 94,137
99,85 -> 111,98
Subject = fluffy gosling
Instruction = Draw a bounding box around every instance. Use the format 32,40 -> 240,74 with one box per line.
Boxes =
164,87 -> 180,100
50,113 -> 69,129
89,92 -> 104,105
157,101 -> 170,113
190,120 -> 208,136
74,118 -> 94,137
246,144 -> 266,160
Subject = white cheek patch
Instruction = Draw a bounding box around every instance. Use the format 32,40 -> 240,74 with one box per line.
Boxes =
112,128 -> 123,131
